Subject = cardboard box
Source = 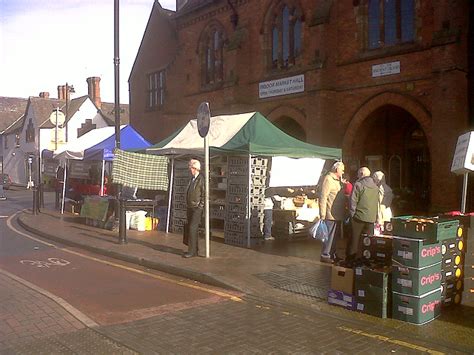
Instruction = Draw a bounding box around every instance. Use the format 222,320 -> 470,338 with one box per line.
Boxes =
356,299 -> 391,318
392,288 -> 442,325
331,266 -> 354,294
354,266 -> 391,288
327,289 -> 356,310
392,262 -> 442,296
392,236 -> 442,268
355,283 -> 389,302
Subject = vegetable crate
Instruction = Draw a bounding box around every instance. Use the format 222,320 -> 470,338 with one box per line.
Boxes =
390,216 -> 459,243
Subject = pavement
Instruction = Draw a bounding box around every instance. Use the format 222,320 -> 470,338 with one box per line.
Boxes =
14,207 -> 474,353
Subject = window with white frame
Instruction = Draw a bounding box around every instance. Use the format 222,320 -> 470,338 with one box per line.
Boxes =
368,0 -> 415,49
147,70 -> 165,110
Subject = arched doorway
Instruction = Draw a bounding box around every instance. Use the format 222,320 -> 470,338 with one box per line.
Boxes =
272,116 -> 306,141
345,104 -> 431,215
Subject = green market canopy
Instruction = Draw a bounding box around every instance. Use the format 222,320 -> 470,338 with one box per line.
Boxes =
146,112 -> 341,159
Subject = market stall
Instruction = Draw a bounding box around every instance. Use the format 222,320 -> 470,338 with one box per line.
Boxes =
50,125 -> 152,216
146,111 -> 341,247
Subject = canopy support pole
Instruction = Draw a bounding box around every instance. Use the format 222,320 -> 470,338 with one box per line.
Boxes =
60,161 -> 67,215
166,157 -> 174,233
247,154 -> 251,248
205,135 -> 210,258
100,160 -> 105,196
461,172 -> 469,214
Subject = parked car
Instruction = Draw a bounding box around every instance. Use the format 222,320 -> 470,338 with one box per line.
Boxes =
2,173 -> 12,189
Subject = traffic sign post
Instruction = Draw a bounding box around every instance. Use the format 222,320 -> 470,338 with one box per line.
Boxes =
197,102 -> 211,258
451,131 -> 474,213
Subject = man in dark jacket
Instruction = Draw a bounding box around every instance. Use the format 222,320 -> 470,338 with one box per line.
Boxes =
183,159 -> 205,258
347,167 -> 379,265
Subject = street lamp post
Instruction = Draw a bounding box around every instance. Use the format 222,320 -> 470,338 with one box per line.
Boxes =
114,0 -> 126,244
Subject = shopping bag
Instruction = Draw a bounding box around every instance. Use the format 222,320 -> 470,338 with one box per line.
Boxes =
309,218 -> 328,242
183,223 -> 189,246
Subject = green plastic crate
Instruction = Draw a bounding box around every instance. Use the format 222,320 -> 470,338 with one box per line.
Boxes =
390,216 -> 459,243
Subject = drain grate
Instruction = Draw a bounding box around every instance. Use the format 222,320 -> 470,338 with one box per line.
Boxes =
254,263 -> 331,300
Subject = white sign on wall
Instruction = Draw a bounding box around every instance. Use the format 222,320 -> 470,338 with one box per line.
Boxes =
451,131 -> 474,174
372,61 -> 400,78
259,74 -> 304,99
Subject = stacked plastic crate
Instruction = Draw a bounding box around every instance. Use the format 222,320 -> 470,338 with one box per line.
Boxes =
361,234 -> 393,267
354,266 -> 392,318
440,224 -> 465,307
390,216 -> 459,324
464,217 -> 474,304
171,160 -> 189,234
225,156 -> 268,247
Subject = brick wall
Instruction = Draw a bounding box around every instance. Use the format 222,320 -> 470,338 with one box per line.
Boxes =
130,0 -> 471,213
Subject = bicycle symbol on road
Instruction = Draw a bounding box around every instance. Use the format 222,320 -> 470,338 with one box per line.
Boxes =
20,258 -> 70,268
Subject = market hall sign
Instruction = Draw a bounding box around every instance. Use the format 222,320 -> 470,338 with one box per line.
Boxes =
259,74 -> 304,99
372,61 -> 400,78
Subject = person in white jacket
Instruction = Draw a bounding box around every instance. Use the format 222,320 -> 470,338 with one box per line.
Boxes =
372,171 -> 394,226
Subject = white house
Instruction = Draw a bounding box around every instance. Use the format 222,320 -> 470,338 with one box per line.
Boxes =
1,77 -> 129,186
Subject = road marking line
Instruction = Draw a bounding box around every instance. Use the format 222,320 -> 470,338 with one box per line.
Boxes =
0,215 -> 9,218
337,325 -> 445,355
0,267 -> 99,328
7,211 -> 243,303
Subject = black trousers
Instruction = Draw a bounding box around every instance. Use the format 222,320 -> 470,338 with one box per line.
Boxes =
187,207 -> 203,255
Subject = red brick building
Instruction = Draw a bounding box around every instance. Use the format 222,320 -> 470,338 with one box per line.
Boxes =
129,0 -> 473,214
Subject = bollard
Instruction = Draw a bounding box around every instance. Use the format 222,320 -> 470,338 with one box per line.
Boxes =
118,198 -> 128,244
32,186 -> 38,215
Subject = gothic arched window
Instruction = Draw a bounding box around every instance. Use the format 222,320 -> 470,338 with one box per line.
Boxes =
368,0 -> 415,49
201,23 -> 225,86
270,2 -> 303,69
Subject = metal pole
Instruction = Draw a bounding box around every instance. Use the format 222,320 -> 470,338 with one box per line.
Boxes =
55,108 -> 58,150
166,157 -> 174,233
461,172 -> 469,214
61,161 -> 67,214
247,154 -> 251,248
114,0 -> 126,244
100,160 -> 105,196
205,135 -> 210,258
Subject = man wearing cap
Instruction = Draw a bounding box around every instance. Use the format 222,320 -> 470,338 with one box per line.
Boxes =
183,159 -> 205,258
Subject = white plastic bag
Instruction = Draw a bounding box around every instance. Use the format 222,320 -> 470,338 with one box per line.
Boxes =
130,210 -> 147,231
309,218 -> 328,242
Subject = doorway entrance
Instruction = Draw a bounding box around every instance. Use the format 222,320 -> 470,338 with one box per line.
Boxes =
345,104 -> 431,215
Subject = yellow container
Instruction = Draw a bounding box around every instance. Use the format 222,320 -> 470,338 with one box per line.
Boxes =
145,217 -> 159,231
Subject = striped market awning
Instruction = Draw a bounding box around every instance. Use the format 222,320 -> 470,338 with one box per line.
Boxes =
112,148 -> 169,191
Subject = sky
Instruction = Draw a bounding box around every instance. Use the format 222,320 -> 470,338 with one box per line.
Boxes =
0,0 -> 176,104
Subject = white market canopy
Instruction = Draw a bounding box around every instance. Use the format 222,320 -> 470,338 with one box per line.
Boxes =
53,126 -> 123,162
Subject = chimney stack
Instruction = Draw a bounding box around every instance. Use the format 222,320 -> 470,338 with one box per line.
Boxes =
86,76 -> 101,109
39,92 -> 50,99
57,85 -> 66,100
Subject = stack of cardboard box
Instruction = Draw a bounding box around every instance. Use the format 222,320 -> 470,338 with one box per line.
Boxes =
390,216 -> 459,324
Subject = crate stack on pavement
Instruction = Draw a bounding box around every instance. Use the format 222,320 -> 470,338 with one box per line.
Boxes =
441,215 -> 474,305
354,266 -> 392,318
361,234 -> 393,267
225,156 -> 268,247
171,160 -> 190,234
390,216 -> 459,324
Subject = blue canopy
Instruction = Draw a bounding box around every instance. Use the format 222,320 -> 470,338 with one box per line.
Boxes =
83,125 -> 151,161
